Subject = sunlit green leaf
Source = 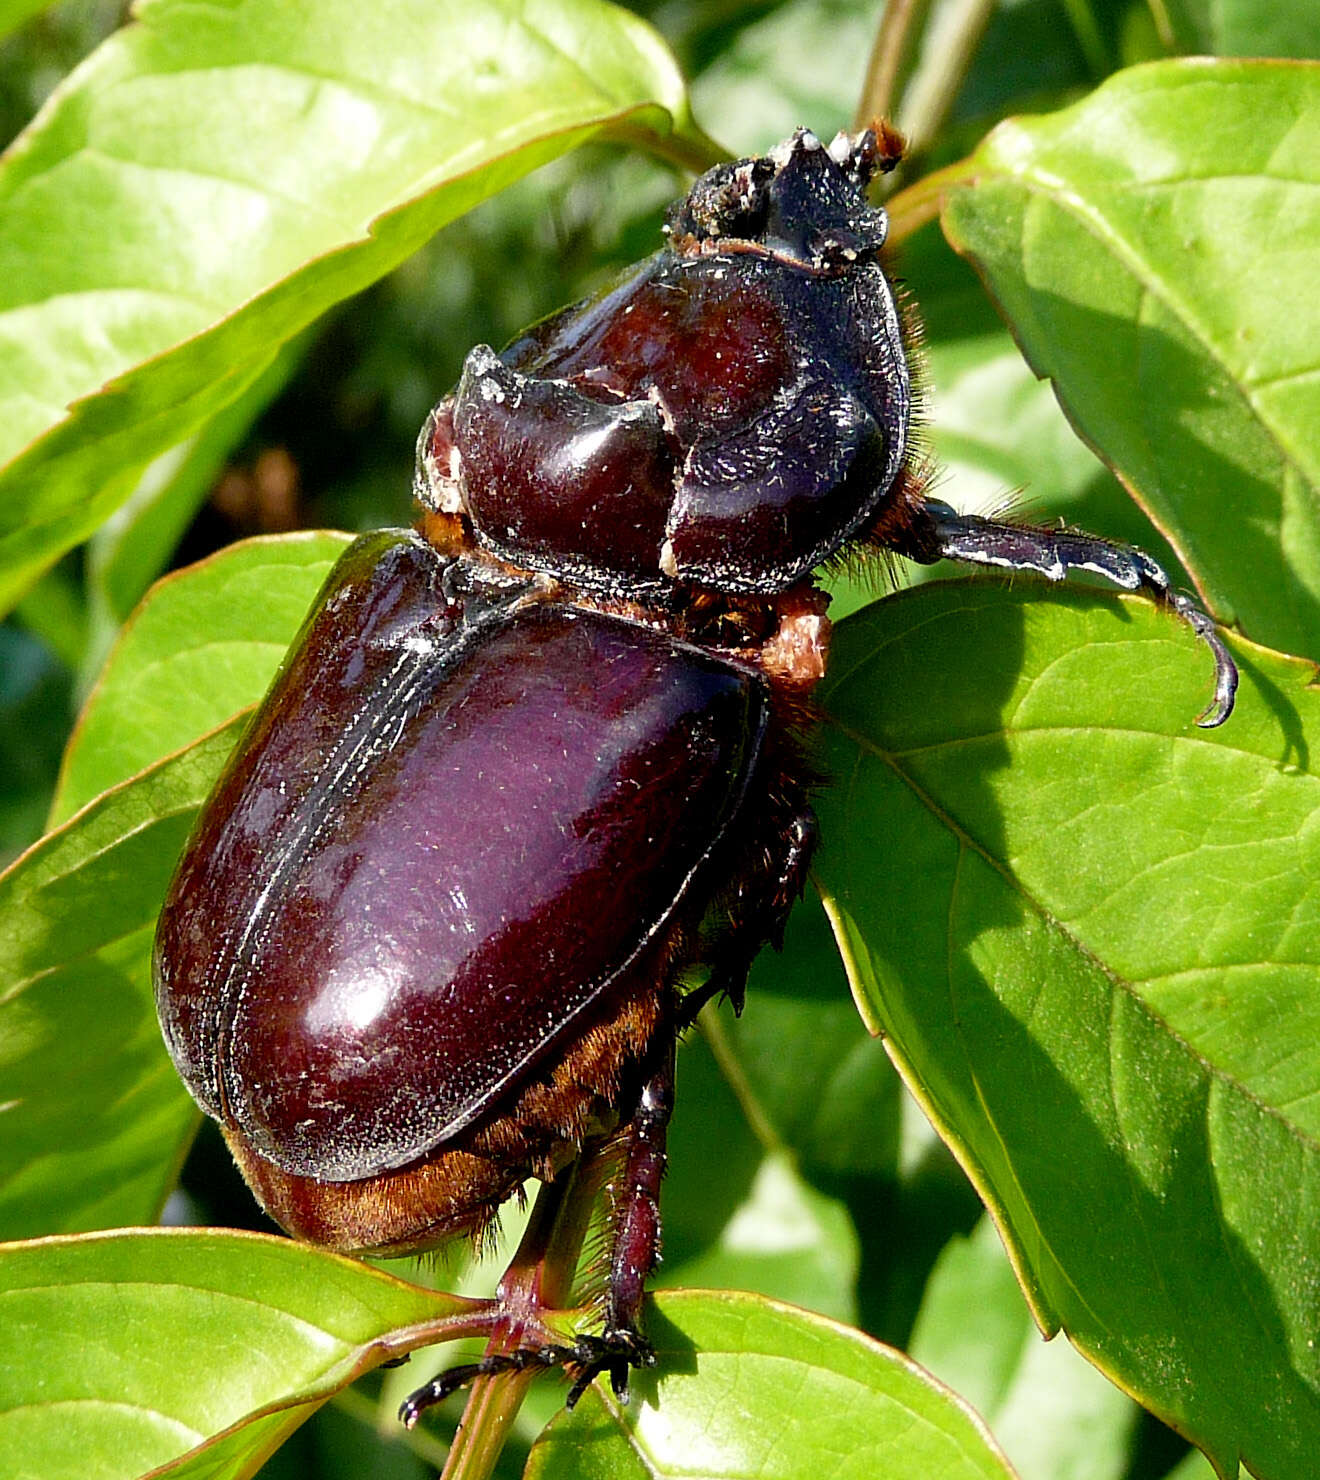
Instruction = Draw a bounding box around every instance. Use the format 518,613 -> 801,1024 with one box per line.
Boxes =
0,1228 -> 468,1480
53,531 -> 350,823
816,579 -> 1320,1479
526,1289 -> 1016,1480
942,59 -> 1320,659
0,722 -> 242,1238
4,535 -> 351,1236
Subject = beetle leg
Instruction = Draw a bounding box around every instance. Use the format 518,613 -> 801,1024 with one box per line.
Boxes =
678,805 -> 818,1027
905,499 -> 1237,728
398,1036 -> 676,1423
399,1343 -> 578,1424
582,1032 -> 675,1404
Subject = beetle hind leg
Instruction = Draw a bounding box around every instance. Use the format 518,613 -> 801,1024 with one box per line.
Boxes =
905,498 -> 1237,728
398,1032 -> 677,1425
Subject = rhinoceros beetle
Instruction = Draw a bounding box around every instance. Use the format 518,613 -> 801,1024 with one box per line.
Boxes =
153,125 -> 1238,1424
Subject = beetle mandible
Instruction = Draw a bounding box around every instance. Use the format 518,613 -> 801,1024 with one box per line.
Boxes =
153,124 -> 1237,1421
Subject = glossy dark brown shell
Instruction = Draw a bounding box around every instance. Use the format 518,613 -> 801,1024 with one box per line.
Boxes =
154,531 -> 768,1183
419,130 -> 910,598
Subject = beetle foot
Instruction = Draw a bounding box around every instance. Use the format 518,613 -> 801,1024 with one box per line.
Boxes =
397,1328 -> 655,1426
914,500 -> 1239,728
564,1328 -> 657,1408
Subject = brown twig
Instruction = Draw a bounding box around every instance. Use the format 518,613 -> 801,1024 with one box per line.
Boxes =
439,1165 -> 598,1480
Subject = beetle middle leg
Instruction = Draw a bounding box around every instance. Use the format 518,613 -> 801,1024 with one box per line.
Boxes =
677,802 -> 818,1026
900,498 -> 1238,728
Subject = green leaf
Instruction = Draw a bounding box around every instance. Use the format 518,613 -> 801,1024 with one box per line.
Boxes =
0,721 -> 243,1238
6,534 -> 352,1236
526,1289 -> 1015,1480
81,331 -> 311,672
941,59 -> 1320,659
1160,0 -> 1320,60
722,891 -> 901,1183
1165,1450 -> 1232,1480
0,624 -> 70,862
0,1228 -> 467,1480
52,531 -> 351,824
910,214 -> 1186,576
0,0 -> 713,614
662,1034 -> 860,1323
688,0 -> 873,153
910,1217 -> 1141,1480
814,580 -> 1320,1479
828,218 -> 1190,625
0,0 -> 53,47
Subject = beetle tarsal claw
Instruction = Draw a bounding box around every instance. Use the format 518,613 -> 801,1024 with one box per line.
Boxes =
396,1329 -> 656,1425
564,1329 -> 657,1409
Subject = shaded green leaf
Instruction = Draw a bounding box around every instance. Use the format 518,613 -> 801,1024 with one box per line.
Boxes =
815,580 -> 1320,1479
1160,0 -> 1320,60
0,720 -> 243,1237
0,1228 -> 468,1480
910,1217 -> 1141,1480
0,0 -> 713,613
0,0 -> 52,47
721,890 -> 901,1183
11,560 -> 85,670
0,623 -> 70,862
688,0 -> 873,154
52,531 -> 350,823
941,59 -> 1320,659
80,331 -> 311,679
526,1289 -> 1015,1480
662,1034 -> 860,1323
1165,1449 -> 1233,1480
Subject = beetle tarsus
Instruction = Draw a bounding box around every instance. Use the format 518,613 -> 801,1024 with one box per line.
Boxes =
565,1329 -> 658,1408
398,1343 -> 574,1427
913,500 -> 1238,728
398,1046 -> 674,1428
397,1329 -> 655,1426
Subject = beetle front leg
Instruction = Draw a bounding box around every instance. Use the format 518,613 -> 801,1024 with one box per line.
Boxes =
904,499 -> 1237,728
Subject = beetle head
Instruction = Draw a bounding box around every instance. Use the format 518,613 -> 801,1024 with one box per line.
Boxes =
666,126 -> 894,272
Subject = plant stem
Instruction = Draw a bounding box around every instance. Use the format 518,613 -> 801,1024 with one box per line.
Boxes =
897,0 -> 996,159
1145,0 -> 1177,52
613,116 -> 729,176
438,1163 -> 599,1480
854,0 -> 929,131
884,155 -> 977,246
1058,0 -> 1110,79
699,1002 -> 784,1156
